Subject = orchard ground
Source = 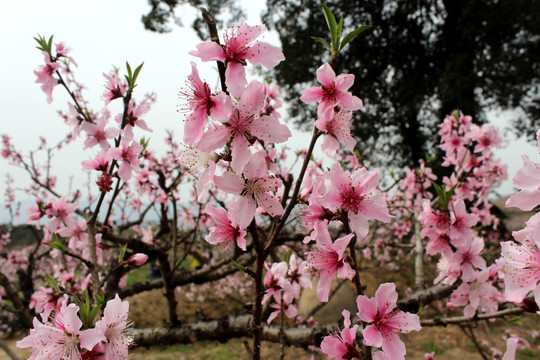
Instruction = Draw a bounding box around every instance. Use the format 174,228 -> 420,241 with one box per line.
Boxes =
2,262 -> 538,360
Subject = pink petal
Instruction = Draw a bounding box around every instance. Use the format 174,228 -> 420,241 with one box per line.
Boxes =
183,109 -> 207,145
502,337 -> 519,360
356,295 -> 377,322
363,324 -> 384,347
190,42 -> 226,62
214,172 -> 244,194
381,332 -> 406,360
334,74 -> 355,91
317,271 -> 335,302
506,189 -> 540,211
257,192 -> 283,217
251,115 -> 291,144
348,212 -> 369,238
197,125 -> 231,153
337,262 -> 355,280
209,92 -> 233,121
513,155 -> 540,190
196,161 -> 216,203
231,135 -> 252,173
375,283 -> 398,315
336,92 -> 363,111
238,80 -> 266,115
225,62 -> 247,98
316,63 -> 336,86
79,328 -> 105,351
246,41 -> 285,68
321,134 -> 340,157
230,196 -> 256,229
300,87 -> 324,103
333,233 -> 354,259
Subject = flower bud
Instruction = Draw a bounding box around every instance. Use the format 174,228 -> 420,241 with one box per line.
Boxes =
126,253 -> 148,266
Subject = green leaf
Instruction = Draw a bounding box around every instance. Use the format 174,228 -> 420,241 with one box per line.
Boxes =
34,34 -> 54,54
340,25 -> 372,51
283,250 -> 293,265
311,36 -> 331,51
334,14 -> 343,53
44,233 -> 67,252
132,62 -> 144,84
118,243 -> 127,264
431,180 -> 447,206
231,260 -> 246,272
321,4 -> 338,48
44,274 -> 60,290
126,62 -> 133,79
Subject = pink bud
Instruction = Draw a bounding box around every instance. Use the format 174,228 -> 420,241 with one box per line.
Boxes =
126,253 -> 148,266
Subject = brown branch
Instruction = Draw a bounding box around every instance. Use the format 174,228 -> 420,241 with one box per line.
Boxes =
130,315 -> 336,349
421,307 -> 525,327
200,8 -> 227,94
397,282 -> 456,314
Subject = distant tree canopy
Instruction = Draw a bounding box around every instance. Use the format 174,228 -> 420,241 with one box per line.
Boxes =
143,0 -> 540,168
142,0 -> 244,38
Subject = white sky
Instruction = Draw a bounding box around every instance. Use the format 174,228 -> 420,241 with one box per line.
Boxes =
0,0 -> 537,222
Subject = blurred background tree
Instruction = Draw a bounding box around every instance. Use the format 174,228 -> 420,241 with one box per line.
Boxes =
142,0 -> 540,168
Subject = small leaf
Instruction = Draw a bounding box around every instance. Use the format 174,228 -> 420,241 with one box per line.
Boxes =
126,62 -> 133,79
132,62 -> 144,84
231,260 -> 246,272
321,4 -> 338,47
118,243 -> 127,264
339,25 -> 372,51
44,233 -> 67,251
311,36 -> 331,51
190,257 -> 201,268
283,250 -> 293,265
333,14 -> 344,53
44,274 -> 60,290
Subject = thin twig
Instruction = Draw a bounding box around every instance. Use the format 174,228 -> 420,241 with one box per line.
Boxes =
421,307 -> 524,326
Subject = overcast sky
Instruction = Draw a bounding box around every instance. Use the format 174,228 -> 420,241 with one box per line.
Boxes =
0,0 -> 537,223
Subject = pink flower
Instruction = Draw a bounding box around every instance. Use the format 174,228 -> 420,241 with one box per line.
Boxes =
45,197 -> 79,232
118,100 -> 152,142
102,71 -> 127,105
34,52 -> 61,104
502,336 -> 519,360
501,213 -> 540,307
126,253 -> 148,266
197,81 -> 291,173
108,141 -> 143,182
320,310 -> 360,360
79,294 -> 132,359
356,283 -> 421,360
82,116 -> 119,150
204,203 -> 247,251
190,24 -> 285,97
300,63 -> 363,114
307,220 -> 355,302
17,302 -> 84,360
505,154 -> 540,211
319,163 -> 392,238
177,145 -> 217,203
178,62 -> 233,145
449,199 -> 479,248
214,152 -> 283,228
453,237 -> 486,281
448,269 -> 500,318
315,107 -> 356,157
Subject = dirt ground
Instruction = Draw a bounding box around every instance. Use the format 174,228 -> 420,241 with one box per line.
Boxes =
2,269 -> 538,360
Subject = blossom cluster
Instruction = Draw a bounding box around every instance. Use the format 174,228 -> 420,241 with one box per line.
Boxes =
18,295 -> 131,360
